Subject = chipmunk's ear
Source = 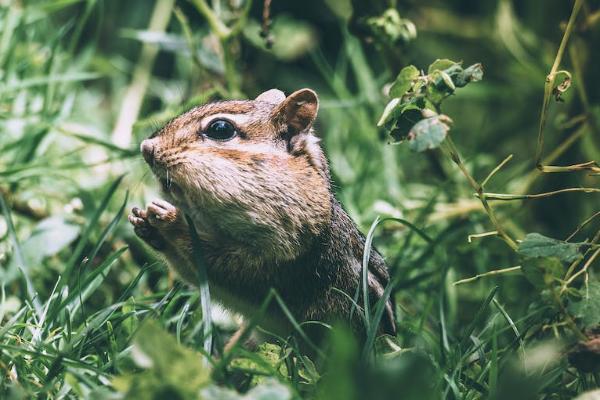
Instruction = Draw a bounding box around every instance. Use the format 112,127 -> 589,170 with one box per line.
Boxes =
255,88 -> 286,105
271,89 -> 326,174
271,89 -> 319,134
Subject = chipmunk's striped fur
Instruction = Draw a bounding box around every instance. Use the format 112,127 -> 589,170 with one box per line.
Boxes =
129,89 -> 396,345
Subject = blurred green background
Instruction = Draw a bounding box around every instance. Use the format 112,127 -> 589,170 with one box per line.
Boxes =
0,0 -> 599,398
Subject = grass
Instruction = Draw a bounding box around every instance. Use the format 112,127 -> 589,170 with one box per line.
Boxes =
0,0 -> 599,399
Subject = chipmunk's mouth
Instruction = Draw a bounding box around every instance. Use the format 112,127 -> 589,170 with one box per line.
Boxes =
147,160 -> 177,192
158,175 -> 183,197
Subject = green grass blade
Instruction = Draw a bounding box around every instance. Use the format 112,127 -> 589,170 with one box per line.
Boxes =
459,286 -> 499,349
184,214 -> 213,356
61,174 -> 124,288
0,193 -> 42,316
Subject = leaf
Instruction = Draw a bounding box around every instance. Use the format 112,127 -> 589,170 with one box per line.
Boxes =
552,70 -> 572,102
573,389 -> 600,400
242,380 -> 293,400
521,257 -> 564,289
244,16 -> 318,61
568,282 -> 600,328
324,0 -> 352,21
455,63 -> 484,87
407,115 -> 451,152
133,320 -> 209,376
518,233 -> 584,263
377,97 -> 401,127
120,29 -> 188,51
29,216 -> 80,256
19,216 -> 80,267
426,71 -> 456,104
121,297 -> 138,338
200,379 -> 292,400
438,70 -> 455,91
112,320 -> 210,400
268,16 -> 318,61
366,9 -> 417,44
389,65 -> 419,98
0,72 -> 100,94
389,108 -> 423,142
427,59 -> 457,74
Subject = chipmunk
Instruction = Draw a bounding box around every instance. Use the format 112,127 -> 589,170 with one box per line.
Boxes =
128,88 -> 396,346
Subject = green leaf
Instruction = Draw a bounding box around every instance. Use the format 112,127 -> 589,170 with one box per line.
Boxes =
201,379 -> 292,400
438,70 -> 456,91
244,16 -> 318,61
521,257 -> 564,289
377,97 -> 401,127
19,216 -> 80,267
389,108 -> 423,142
366,9 -> 417,44
574,390 -> 600,400
518,233 -> 584,263
427,59 -> 457,74
0,72 -> 100,94
121,297 -> 138,338
389,65 -> 419,98
113,320 -> 210,400
426,74 -> 455,104
568,282 -> 600,328
407,115 -> 451,152
455,63 -> 484,87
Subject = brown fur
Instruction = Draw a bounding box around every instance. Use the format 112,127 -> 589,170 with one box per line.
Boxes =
129,89 -> 396,342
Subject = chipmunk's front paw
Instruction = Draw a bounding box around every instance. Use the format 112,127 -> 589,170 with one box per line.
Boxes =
145,199 -> 183,229
129,200 -> 186,251
129,206 -> 166,250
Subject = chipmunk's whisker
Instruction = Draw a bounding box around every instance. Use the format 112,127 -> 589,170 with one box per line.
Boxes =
166,169 -> 172,189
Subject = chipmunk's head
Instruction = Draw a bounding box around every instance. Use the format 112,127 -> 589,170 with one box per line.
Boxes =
141,89 -> 332,261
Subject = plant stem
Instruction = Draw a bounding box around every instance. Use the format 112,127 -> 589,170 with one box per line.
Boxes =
467,230 -> 498,243
191,0 -> 251,97
442,136 -> 518,250
551,289 -> 587,342
566,211 -> 600,241
191,0 -> 230,38
111,0 -> 175,147
221,37 -> 242,97
518,122 -> 589,193
534,0 -> 583,167
564,247 -> 600,287
481,187 -> 600,200
453,266 -> 522,286
481,154 -> 513,188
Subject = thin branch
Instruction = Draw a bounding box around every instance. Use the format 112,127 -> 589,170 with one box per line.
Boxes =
174,7 -> 204,69
518,123 -> 588,193
110,0 -> 176,147
481,154 -> 513,187
190,0 -> 230,38
467,231 -> 498,243
539,161 -> 600,173
190,0 -> 251,97
564,245 -> 600,287
535,0 -> 583,166
453,266 -> 522,286
442,137 -> 517,249
566,211 -> 600,241
480,187 -> 600,201
563,230 -> 600,284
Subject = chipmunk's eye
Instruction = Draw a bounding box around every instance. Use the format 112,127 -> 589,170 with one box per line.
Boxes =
204,119 -> 237,141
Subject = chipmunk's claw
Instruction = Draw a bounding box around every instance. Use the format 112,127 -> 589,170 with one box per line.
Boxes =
129,200 -> 184,251
129,206 -> 167,250
146,199 -> 180,227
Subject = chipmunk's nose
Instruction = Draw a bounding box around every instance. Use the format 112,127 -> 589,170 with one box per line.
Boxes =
140,139 -> 155,164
